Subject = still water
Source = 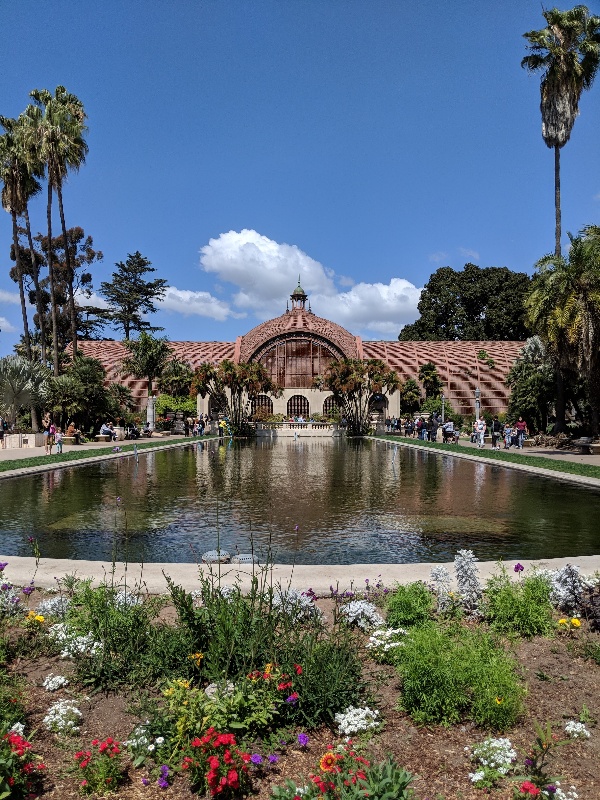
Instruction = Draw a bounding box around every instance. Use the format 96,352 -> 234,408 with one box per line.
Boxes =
1,439 -> 599,564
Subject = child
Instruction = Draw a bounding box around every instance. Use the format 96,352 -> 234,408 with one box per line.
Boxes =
55,427 -> 63,454
503,423 -> 513,449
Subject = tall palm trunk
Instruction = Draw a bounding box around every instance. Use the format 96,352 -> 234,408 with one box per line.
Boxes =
23,205 -> 47,364
55,180 -> 78,357
554,368 -> 567,433
554,145 -> 561,258
46,181 -> 60,376
11,210 -> 32,360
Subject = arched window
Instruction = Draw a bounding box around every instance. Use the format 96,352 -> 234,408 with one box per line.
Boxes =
251,394 -> 273,417
369,393 -> 388,413
257,338 -> 337,388
323,396 -> 339,416
287,395 -> 309,418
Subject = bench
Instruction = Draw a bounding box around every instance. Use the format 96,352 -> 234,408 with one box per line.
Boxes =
63,436 -> 77,445
95,434 -> 112,443
572,437 -> 594,454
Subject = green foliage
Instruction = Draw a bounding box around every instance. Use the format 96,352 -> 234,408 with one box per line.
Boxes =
582,639 -> 600,666
74,738 -> 124,795
398,263 -> 532,341
417,361 -> 443,399
482,568 -> 553,637
99,251 -> 167,340
314,359 -> 400,436
271,745 -> 413,800
290,635 -> 364,727
396,622 -> 524,728
157,359 -> 194,397
63,583 -> 193,689
155,393 -> 197,416
506,337 -> 555,434
0,670 -> 26,730
121,331 -> 173,398
0,723 -> 45,800
386,582 -> 434,628
399,378 -> 421,414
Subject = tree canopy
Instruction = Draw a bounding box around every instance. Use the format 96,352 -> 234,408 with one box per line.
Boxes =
314,358 -> 400,436
121,332 -> 173,397
99,251 -> 167,340
398,264 -> 532,341
191,360 -> 281,436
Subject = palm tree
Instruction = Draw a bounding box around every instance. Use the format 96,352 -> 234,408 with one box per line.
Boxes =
527,231 -> 600,432
417,361 -> 443,399
522,6 -> 600,257
0,124 -> 34,359
24,86 -> 88,371
121,332 -> 173,399
0,355 -> 50,425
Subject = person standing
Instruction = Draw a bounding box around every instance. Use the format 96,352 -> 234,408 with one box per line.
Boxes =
55,427 -> 64,454
476,416 -> 487,448
491,416 -> 502,450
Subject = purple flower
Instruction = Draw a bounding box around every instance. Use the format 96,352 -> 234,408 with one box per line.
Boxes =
268,754 -> 279,764
159,765 -> 169,777
285,693 -> 299,705
28,536 -> 34,544
116,497 -> 121,503
1,583 -> 9,591
365,578 -> 369,584
0,562 -> 7,572
514,563 -> 524,573
22,585 -> 34,596
546,787 -> 557,795
250,754 -> 263,765
157,777 -> 169,789
524,758 -> 533,768
141,778 -> 150,786
294,525 -> 299,531
297,733 -> 309,747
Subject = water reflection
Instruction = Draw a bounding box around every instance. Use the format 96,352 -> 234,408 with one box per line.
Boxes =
0,439 -> 599,564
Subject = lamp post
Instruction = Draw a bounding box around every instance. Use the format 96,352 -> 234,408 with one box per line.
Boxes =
147,394 -> 156,431
441,392 -> 445,425
475,386 -> 481,422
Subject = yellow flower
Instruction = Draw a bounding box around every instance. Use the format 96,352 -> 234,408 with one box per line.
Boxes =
558,618 -> 567,626
188,652 -> 204,666
495,696 -> 504,705
571,618 -> 581,628
35,615 -> 45,623
26,611 -> 36,620
264,663 -> 273,675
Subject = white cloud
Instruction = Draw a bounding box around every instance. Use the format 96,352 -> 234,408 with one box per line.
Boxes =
76,291 -> 109,309
199,229 -> 422,339
200,229 -> 336,318
0,316 -> 17,333
459,247 -> 480,261
159,287 -> 242,321
0,289 -> 20,305
429,251 -> 448,263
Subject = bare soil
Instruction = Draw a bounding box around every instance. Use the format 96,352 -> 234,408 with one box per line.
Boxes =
6,599 -> 600,800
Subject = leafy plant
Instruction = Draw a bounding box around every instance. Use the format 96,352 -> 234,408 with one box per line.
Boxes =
396,622 -> 524,728
482,568 -> 553,637
74,738 -> 124,795
0,726 -> 45,800
385,582 -> 434,627
180,727 -> 251,797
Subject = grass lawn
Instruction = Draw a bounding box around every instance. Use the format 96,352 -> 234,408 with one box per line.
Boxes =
0,436 -> 217,474
373,434 -> 600,481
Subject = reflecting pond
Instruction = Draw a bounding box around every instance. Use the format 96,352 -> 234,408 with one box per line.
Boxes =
1,438 -> 599,564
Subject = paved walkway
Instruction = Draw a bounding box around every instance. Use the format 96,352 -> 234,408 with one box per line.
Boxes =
4,554 -> 600,595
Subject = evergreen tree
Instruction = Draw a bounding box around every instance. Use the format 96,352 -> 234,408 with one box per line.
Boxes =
99,251 -> 167,339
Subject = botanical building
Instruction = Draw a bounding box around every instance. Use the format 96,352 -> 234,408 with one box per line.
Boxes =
79,281 -> 524,418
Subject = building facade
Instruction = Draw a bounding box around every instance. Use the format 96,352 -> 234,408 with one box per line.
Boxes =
79,282 -> 524,418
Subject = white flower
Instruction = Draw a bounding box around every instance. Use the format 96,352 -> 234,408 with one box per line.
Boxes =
339,600 -> 384,631
43,673 -> 70,692
272,588 -> 322,623
155,736 -> 165,745
467,737 -> 517,787
37,595 -> 71,618
47,623 -> 101,658
550,565 -> 585,612
114,590 -> 142,609
366,627 -> 407,660
147,743 -> 155,752
9,722 -> 25,736
43,699 -> 82,735
564,720 -> 590,739
334,705 -> 380,735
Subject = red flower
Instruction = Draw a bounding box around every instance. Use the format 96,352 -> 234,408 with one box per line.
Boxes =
191,737 -> 202,747
294,664 -> 303,675
519,782 -> 541,796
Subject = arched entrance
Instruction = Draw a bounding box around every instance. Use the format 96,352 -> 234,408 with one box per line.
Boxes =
287,395 -> 309,418
251,394 -> 273,418
323,396 -> 340,417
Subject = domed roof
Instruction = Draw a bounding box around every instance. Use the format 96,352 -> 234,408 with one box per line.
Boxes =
291,278 -> 306,297
239,306 -> 360,362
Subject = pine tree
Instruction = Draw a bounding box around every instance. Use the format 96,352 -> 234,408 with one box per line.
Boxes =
99,251 -> 167,339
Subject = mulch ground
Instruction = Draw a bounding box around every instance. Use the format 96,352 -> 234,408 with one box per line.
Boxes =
6,597 -> 600,800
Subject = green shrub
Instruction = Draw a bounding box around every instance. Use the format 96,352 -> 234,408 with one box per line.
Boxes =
63,583 -> 194,688
0,669 -> 26,730
386,582 -> 434,628
482,569 -> 553,637
396,622 -> 524,728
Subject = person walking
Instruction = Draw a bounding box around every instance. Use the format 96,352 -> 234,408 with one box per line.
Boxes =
516,416 -> 528,449
491,416 -> 502,450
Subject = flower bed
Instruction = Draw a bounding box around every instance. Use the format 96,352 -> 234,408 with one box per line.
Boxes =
0,554 -> 599,798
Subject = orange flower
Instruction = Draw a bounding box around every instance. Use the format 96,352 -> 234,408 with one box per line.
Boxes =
319,752 -> 340,772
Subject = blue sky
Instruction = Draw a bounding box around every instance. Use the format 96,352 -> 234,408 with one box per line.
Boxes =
1,0 -> 599,354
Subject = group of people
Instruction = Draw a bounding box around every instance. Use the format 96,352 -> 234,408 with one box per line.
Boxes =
471,415 -> 528,449
386,413 -> 451,442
